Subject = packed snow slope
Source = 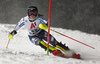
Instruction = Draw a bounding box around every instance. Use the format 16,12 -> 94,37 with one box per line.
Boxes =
0,24 -> 100,64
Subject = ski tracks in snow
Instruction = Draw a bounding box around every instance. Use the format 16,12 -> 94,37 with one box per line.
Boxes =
0,49 -> 100,64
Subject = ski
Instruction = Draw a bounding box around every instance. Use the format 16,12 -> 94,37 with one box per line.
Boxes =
52,50 -> 81,59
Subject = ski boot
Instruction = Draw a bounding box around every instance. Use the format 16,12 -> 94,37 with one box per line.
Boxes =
53,50 -> 65,57
56,42 -> 80,58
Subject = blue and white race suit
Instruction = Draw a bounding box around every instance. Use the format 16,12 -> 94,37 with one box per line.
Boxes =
14,16 -> 58,46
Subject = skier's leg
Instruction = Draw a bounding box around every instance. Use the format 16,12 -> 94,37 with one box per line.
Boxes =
43,31 -> 70,53
28,35 -> 57,53
28,35 -> 41,45
39,41 -> 65,57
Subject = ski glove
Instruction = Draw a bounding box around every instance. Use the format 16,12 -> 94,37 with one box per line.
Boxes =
9,34 -> 13,39
8,30 -> 17,39
39,24 -> 48,30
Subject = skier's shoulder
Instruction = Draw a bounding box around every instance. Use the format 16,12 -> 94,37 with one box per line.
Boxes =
22,16 -> 28,20
38,14 -> 45,20
20,16 -> 28,21
18,16 -> 28,23
37,14 -> 47,24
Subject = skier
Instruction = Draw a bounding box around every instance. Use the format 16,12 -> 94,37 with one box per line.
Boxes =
8,6 -> 79,58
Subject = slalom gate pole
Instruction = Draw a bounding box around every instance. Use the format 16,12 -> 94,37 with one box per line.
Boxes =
50,29 -> 95,49
47,0 -> 52,55
6,39 -> 10,49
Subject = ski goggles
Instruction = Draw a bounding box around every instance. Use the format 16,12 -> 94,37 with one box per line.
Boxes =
28,11 -> 37,16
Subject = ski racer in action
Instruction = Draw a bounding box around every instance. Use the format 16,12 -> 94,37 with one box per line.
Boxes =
8,6 -> 80,59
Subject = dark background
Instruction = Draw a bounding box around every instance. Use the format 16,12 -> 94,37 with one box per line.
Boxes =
0,0 -> 100,35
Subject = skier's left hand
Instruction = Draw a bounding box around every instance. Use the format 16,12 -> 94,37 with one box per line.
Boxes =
39,24 -> 48,30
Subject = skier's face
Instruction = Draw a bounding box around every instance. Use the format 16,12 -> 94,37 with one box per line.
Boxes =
29,15 -> 36,19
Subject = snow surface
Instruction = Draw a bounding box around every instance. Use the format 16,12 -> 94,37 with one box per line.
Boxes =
0,24 -> 100,64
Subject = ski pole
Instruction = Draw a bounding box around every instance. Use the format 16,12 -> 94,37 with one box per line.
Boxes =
47,0 -> 52,55
6,39 -> 10,49
50,29 -> 95,49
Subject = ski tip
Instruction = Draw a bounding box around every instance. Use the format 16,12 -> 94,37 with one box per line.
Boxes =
73,54 -> 81,59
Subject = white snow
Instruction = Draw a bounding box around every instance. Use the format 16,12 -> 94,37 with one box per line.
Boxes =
0,23 -> 100,64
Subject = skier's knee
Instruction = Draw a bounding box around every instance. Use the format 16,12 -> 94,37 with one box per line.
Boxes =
31,38 -> 41,45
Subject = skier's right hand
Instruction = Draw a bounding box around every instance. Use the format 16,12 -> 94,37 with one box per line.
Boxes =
8,30 -> 17,39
